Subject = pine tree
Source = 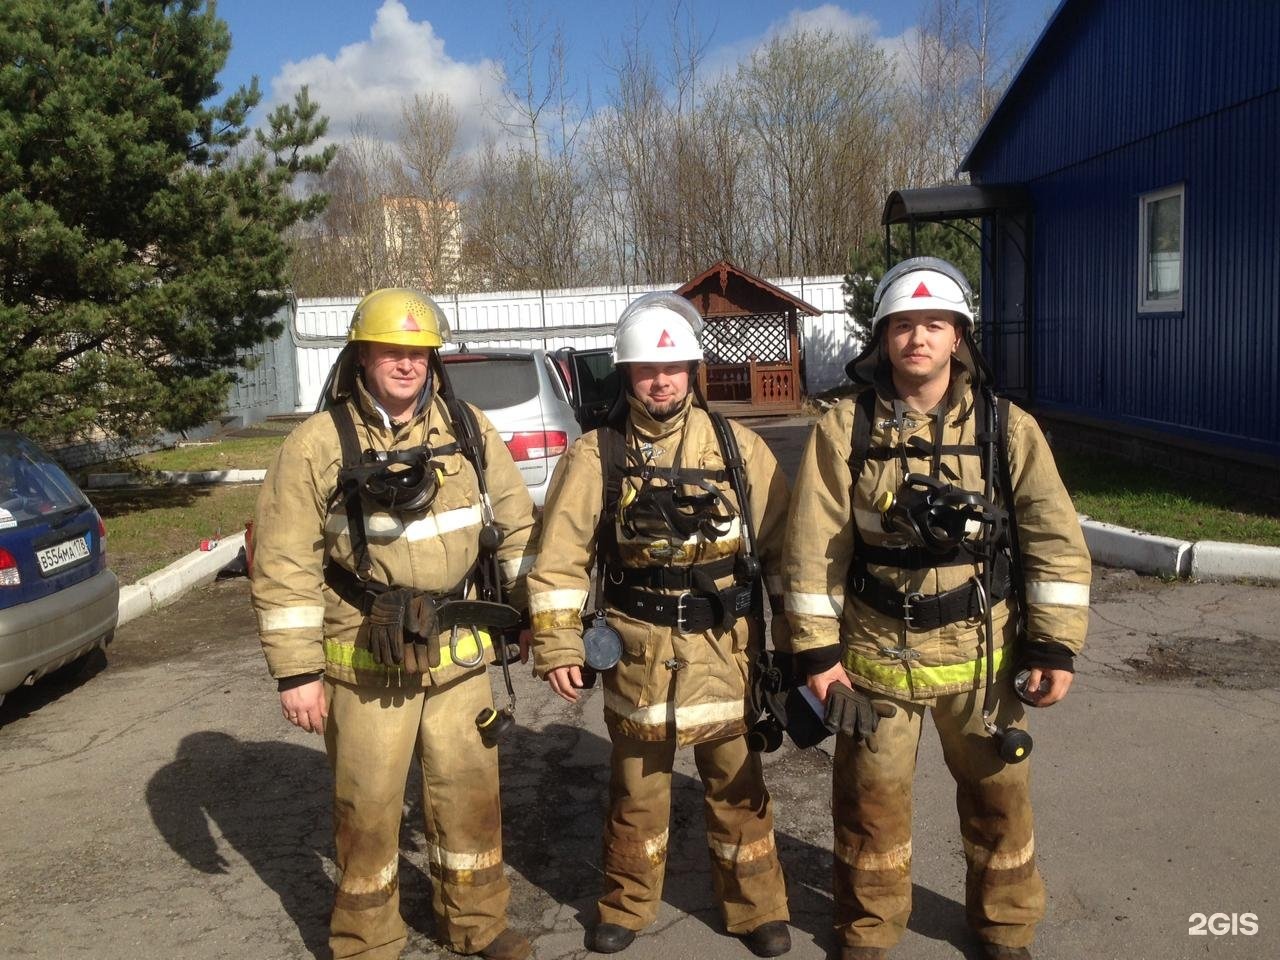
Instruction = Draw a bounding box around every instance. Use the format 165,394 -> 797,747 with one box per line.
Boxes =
0,0 -> 334,447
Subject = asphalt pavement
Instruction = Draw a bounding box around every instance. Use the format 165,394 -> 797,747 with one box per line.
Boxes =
1,418 -> 1278,960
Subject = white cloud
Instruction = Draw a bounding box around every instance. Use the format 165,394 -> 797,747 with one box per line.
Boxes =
699,4 -> 891,82
266,0 -> 506,151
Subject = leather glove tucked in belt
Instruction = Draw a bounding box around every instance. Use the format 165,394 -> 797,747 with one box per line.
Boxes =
824,683 -> 897,752
367,588 -> 440,672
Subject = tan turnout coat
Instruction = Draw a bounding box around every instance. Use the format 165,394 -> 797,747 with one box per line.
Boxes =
530,396 -> 790,744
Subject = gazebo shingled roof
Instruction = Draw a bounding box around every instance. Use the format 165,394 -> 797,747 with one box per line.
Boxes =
676,259 -> 821,318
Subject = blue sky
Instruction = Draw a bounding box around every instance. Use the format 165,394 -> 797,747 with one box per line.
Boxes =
212,0 -> 1055,149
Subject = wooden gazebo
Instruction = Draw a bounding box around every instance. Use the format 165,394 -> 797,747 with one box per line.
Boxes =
677,260 -> 818,414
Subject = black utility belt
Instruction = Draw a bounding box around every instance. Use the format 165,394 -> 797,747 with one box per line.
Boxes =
607,555 -> 736,591
324,564 -> 465,617
847,567 -> 1011,631
603,580 -> 753,633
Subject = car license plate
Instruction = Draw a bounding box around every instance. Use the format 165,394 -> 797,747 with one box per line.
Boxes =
36,534 -> 91,575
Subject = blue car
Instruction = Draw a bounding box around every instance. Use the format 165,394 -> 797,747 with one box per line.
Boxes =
0,430 -> 118,708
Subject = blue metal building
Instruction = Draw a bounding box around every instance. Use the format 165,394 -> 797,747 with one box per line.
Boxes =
955,0 -> 1280,464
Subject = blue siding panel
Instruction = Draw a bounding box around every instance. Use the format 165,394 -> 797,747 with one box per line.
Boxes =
1022,91 -> 1280,456
970,0 -> 1280,183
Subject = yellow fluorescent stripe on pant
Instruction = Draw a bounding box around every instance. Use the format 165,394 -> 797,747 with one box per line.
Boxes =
323,629 -> 491,672
424,840 -> 503,872
709,832 -> 776,864
500,552 -> 538,580
963,836 -> 1034,871
529,587 -> 588,615
339,857 -> 398,894
835,838 -> 912,871
259,605 -> 325,631
324,505 -> 483,542
786,590 -> 844,617
1024,581 -> 1090,606
602,690 -> 743,730
845,646 -> 1006,692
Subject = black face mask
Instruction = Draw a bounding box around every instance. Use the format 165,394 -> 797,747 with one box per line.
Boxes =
877,473 -> 1006,554
620,482 -> 736,542
337,450 -> 444,515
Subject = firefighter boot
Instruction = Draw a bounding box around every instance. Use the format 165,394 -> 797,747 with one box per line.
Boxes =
472,928 -> 532,960
741,920 -> 791,957
589,922 -> 637,953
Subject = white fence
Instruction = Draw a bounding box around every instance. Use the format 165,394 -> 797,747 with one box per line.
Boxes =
249,276 -> 856,415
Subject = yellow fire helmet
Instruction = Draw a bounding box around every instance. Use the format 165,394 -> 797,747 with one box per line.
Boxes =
348,288 -> 451,348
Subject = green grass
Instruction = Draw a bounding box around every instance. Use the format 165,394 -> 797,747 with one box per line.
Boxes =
93,484 -> 261,585
93,435 -> 288,474
1055,449 -> 1280,547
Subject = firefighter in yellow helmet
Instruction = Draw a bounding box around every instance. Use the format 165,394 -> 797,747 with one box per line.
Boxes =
780,258 -> 1090,960
528,292 -> 793,957
251,289 -> 539,960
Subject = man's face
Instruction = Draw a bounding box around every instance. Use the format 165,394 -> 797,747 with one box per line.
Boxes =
626,362 -> 691,419
883,310 -> 961,387
359,341 -> 431,413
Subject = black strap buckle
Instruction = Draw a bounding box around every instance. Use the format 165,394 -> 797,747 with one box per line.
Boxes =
901,591 -> 924,630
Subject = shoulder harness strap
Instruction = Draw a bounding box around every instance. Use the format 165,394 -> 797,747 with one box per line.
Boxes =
329,403 -> 374,580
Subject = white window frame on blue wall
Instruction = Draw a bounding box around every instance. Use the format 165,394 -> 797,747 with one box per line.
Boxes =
1138,184 -> 1184,313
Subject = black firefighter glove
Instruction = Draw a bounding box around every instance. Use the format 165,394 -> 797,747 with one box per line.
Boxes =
367,588 -> 440,672
824,683 -> 897,752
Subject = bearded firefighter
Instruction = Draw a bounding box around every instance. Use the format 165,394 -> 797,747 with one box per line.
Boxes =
528,292 -> 793,957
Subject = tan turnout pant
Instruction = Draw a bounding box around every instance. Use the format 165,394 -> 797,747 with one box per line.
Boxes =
324,671 -> 509,959
833,675 -> 1044,951
598,731 -> 790,934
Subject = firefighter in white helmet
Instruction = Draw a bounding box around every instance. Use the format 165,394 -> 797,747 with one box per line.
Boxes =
781,258 -> 1091,960
529,292 -> 794,956
251,288 -> 539,960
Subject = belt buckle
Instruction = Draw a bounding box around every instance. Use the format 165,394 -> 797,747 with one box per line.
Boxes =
901,591 -> 924,630
674,591 -> 693,633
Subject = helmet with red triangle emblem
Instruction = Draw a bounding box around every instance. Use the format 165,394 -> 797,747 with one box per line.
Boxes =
348,288 -> 450,348
612,291 -> 704,365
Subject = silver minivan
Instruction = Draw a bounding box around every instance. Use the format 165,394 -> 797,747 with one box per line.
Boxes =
441,347 -> 583,508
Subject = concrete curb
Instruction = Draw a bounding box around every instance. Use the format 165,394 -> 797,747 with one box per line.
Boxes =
117,532 -> 247,628
1190,540 -> 1280,582
1080,518 -> 1192,578
87,469 -> 266,489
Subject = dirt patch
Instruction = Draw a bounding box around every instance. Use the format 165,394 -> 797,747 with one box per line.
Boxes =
1122,634 -> 1280,690
112,578 -> 257,669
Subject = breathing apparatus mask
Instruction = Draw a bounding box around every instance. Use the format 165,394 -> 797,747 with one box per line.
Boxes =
874,473 -> 1007,555
618,473 -> 737,543
337,447 -> 447,516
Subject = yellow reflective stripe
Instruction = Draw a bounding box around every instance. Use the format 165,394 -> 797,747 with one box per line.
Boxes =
835,838 -> 912,871
424,841 -> 502,872
500,552 -> 537,579
324,505 -> 483,542
844,644 -> 1006,692
787,590 -> 844,617
709,832 -> 776,864
529,587 -> 588,615
338,857 -> 398,894
602,691 -> 743,731
1025,581 -> 1090,607
259,605 -> 325,631
964,836 -> 1034,871
323,628 -> 491,672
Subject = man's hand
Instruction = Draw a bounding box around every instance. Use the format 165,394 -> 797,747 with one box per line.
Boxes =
547,665 -> 585,703
281,680 -> 327,734
806,662 -> 852,704
1023,667 -> 1073,707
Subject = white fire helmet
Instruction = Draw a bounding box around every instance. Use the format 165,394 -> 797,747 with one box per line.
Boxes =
612,292 -> 704,365
871,256 -> 975,330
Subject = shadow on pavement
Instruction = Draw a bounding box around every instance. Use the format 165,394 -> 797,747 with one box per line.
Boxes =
146,731 -> 333,959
